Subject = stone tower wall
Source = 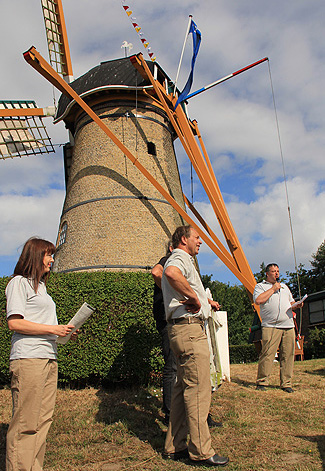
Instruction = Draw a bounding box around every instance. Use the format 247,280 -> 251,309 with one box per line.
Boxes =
53,96 -> 186,273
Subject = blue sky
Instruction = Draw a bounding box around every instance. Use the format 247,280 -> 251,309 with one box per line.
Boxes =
1,0 -> 324,284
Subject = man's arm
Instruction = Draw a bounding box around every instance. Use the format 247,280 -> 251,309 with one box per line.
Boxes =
254,282 -> 281,305
164,266 -> 201,313
151,263 -> 164,289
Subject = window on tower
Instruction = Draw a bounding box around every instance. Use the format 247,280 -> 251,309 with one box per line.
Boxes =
147,142 -> 156,156
58,222 -> 68,247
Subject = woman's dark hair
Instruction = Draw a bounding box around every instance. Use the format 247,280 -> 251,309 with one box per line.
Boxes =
14,237 -> 56,292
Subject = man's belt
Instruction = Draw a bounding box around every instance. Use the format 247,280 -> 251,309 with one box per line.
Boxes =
168,317 -> 204,325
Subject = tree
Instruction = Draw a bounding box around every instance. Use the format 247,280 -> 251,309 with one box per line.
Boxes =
286,241 -> 325,297
285,263 -> 315,299
310,240 -> 325,291
202,275 -> 255,345
254,263 -> 266,283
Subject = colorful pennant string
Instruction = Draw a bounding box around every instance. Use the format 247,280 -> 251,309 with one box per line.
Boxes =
121,0 -> 156,62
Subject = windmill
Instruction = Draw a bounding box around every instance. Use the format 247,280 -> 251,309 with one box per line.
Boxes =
1,0 -> 265,311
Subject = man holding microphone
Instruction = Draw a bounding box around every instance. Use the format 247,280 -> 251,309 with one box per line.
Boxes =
254,263 -> 303,393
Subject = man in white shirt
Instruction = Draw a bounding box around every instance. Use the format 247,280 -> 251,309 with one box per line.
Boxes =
162,225 -> 228,467
254,263 -> 302,393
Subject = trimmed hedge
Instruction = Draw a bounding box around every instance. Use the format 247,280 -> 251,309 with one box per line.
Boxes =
304,327 -> 325,359
0,272 -> 162,386
0,277 -> 12,384
2,273 -> 323,386
229,344 -> 259,364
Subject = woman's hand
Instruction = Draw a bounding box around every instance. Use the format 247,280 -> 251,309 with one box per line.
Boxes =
70,329 -> 80,341
53,324 -> 75,337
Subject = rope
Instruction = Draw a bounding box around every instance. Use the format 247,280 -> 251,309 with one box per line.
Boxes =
267,60 -> 303,333
135,69 -> 138,158
122,114 -> 128,178
191,162 -> 194,203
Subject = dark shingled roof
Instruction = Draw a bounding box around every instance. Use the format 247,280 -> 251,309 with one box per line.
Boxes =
55,55 -> 173,122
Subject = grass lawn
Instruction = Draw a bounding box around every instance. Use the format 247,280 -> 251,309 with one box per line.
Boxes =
0,358 -> 324,471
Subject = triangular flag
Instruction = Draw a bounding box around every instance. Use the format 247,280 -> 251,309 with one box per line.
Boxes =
144,42 -> 149,48
123,5 -> 129,10
135,26 -> 141,33
126,10 -> 132,16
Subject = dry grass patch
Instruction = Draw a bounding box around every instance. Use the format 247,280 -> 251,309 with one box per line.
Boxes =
0,359 -> 324,471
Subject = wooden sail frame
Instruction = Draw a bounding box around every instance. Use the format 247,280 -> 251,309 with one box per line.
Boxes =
133,54 -> 258,294
41,0 -> 73,82
23,47 -> 259,314
0,100 -> 55,159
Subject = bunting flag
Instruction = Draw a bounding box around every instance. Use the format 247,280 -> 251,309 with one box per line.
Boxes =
121,0 -> 156,62
175,19 -> 201,109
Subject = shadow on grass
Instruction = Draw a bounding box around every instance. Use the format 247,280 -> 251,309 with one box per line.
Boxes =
306,368 -> 325,377
0,423 -> 8,471
94,323 -> 167,451
297,435 -> 325,470
230,377 -> 280,390
95,386 -> 166,452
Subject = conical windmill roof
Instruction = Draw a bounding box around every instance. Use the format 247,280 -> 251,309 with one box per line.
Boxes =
55,55 -> 174,125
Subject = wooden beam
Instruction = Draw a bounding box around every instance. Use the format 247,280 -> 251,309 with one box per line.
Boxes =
23,46 -> 255,290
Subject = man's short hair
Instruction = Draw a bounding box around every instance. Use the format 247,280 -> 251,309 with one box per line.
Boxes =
172,225 -> 193,249
266,263 -> 279,273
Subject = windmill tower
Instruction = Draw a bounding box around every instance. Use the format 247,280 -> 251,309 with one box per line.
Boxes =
52,57 -> 185,273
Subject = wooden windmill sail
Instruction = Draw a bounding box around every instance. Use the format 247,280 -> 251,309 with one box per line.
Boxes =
0,0 -> 72,160
3,0 -> 262,309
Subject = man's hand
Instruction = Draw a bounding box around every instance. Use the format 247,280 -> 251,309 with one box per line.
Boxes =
272,282 -> 281,293
180,296 -> 201,314
208,299 -> 221,311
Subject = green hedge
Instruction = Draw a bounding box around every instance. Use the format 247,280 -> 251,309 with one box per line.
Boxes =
304,327 -> 325,359
0,277 -> 12,384
0,272 -> 162,386
1,273 -> 323,386
229,344 -> 259,364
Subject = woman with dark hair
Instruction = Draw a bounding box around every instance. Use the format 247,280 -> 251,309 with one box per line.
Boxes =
5,237 -> 75,471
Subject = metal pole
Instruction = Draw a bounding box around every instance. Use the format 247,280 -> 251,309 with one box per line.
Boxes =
185,57 -> 268,101
174,15 -> 193,95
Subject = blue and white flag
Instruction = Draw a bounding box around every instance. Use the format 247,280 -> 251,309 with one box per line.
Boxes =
175,19 -> 202,110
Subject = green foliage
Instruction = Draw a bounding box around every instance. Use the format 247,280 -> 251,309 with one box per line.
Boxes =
304,327 -> 325,359
0,277 -> 11,383
285,241 -> 325,297
202,275 -> 255,345
0,272 -> 162,386
285,263 -> 315,299
254,262 -> 267,283
310,240 -> 325,291
229,344 -> 259,364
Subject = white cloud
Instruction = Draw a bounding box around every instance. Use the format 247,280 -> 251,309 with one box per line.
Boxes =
195,177 -> 325,278
0,189 -> 65,256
